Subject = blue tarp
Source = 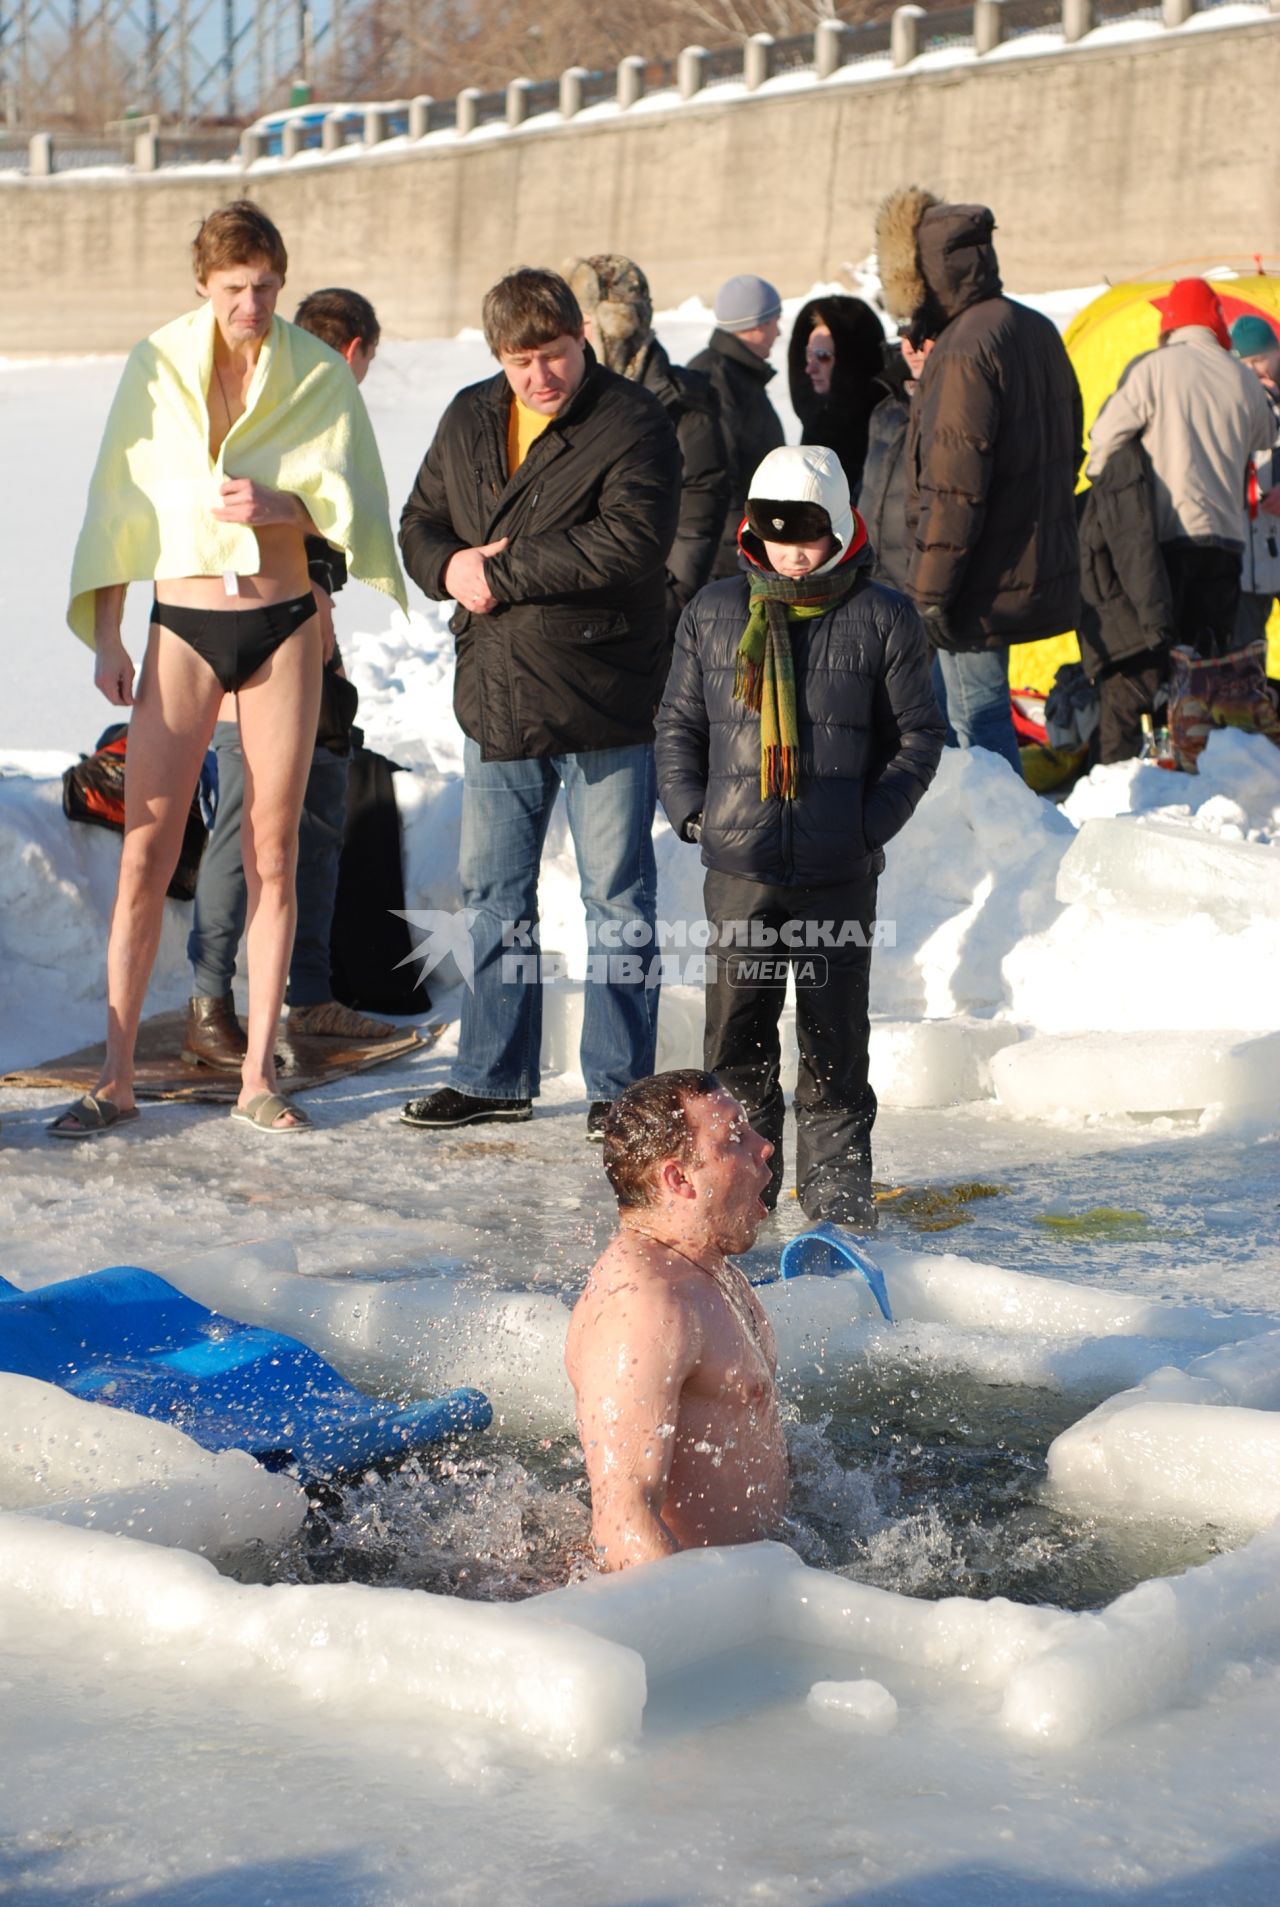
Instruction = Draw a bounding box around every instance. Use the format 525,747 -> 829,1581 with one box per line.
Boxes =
0,1265 -> 491,1484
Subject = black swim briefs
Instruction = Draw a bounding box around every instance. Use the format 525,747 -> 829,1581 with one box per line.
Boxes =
150,594 -> 318,694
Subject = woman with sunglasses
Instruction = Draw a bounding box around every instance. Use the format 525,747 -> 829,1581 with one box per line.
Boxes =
786,296 -> 885,491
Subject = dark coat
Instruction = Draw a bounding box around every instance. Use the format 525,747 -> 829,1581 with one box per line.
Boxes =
856,349 -> 914,593
399,349 -> 681,761
1077,438 -> 1174,681
906,205 -> 1085,652
787,296 -> 886,492
655,548 -> 945,888
688,328 -> 785,579
636,339 -> 730,632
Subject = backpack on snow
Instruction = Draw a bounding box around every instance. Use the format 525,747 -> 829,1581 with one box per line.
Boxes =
61,723 -> 209,902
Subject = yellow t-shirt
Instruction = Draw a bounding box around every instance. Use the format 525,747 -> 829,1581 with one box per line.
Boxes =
507,396 -> 553,476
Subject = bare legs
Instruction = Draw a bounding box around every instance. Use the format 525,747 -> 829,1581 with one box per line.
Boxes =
84,627 -> 224,1119
234,619 -> 323,1125
53,617 -> 322,1134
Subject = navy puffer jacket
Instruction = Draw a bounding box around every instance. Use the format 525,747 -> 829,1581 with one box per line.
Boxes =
656,546 -> 945,887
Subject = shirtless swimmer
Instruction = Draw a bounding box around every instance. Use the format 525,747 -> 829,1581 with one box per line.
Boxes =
565,1069 -> 788,1571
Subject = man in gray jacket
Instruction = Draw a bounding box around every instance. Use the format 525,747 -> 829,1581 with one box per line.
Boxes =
1087,279 -> 1275,657
1229,313 -> 1280,648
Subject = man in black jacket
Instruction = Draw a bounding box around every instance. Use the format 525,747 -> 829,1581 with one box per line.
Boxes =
567,254 -> 729,634
398,268 -> 681,1137
690,275 -> 785,580
656,445 -> 944,1228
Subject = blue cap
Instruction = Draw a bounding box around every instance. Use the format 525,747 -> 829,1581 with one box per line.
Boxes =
1230,314 -> 1278,358
714,273 -> 782,333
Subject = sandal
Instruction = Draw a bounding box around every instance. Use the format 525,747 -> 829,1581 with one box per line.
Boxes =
48,1093 -> 140,1140
230,1091 -> 313,1135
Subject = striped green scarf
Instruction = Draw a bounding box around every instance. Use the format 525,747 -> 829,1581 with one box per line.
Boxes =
733,568 -> 857,800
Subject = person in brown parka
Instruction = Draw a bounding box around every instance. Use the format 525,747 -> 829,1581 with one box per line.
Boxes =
876,187 -> 1084,772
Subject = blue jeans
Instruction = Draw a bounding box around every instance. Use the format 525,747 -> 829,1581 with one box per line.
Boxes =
931,648 -> 1022,773
188,720 -> 350,1007
452,739 -> 658,1102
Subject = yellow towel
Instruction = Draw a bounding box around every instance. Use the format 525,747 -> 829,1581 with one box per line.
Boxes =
68,301 -> 407,644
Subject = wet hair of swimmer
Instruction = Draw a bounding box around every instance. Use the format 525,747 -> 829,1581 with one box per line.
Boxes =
603,1069 -> 721,1209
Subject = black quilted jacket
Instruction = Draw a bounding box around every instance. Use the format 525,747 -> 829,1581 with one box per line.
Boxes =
655,548 -> 945,887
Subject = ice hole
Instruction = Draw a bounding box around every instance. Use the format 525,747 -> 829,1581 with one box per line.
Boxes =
244,1369 -> 1231,1615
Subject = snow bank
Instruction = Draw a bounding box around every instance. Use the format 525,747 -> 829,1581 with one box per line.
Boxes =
0,1371 -> 306,1563
1000,1520 -> 1280,1749
1046,1327 -> 1280,1531
535,1534 -> 1280,1751
0,1513 -> 645,1757
164,1240 -> 577,1438
3,1506 -> 1276,1759
1003,733 -> 1280,1046
992,1028 -> 1280,1123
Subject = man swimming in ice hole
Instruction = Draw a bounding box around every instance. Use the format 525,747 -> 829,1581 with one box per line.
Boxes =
565,1070 -> 788,1570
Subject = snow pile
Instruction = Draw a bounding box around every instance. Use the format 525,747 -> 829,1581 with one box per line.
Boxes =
0,1371 -> 306,1564
164,1240 -> 577,1438
534,1532 -> 1280,1751
0,1513 -> 644,1757
807,1678 -> 899,1731
1001,735 -> 1280,1059
1046,1327 -> 1280,1531
992,1029 -> 1280,1121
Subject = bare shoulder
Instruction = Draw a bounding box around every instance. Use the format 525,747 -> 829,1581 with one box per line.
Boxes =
566,1232 -> 705,1365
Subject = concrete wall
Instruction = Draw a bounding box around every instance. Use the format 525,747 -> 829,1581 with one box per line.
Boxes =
3,18 -> 1277,354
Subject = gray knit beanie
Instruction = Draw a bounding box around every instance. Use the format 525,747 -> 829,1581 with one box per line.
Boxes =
714,273 -> 782,333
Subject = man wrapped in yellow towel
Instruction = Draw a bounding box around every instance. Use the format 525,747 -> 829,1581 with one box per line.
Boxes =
53,199 -> 406,1140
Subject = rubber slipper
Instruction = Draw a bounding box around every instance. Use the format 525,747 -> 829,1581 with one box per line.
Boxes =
230,1091 -> 313,1135
47,1093 -> 140,1140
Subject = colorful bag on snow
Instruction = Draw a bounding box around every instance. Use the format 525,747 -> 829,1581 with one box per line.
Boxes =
61,723 -> 208,902
1166,641 -> 1280,774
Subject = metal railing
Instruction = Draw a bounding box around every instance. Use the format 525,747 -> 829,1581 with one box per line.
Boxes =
842,17 -> 896,63
11,0 -> 1269,176
1000,0 -> 1066,39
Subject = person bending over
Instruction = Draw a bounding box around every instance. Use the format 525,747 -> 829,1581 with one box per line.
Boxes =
55,201 -> 404,1137
565,1069 -> 787,1571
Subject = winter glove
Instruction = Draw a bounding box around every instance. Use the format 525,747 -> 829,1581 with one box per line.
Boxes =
682,813 -> 704,845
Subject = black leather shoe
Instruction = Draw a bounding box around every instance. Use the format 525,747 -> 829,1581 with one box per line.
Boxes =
181,994 -> 247,1071
801,1191 -> 879,1234
400,1088 -> 532,1130
586,1101 -> 612,1143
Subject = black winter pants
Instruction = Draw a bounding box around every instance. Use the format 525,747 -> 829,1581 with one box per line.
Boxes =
702,868 -> 879,1229
1163,543 -> 1242,658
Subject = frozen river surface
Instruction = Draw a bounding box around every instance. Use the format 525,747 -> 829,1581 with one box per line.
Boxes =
3,1065 -> 1279,1906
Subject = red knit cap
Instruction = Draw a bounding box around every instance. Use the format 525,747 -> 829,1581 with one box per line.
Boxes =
1151,279 -> 1230,350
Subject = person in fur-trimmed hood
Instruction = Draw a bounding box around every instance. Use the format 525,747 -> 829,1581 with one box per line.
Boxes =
566,254 -> 729,633
656,444 -> 944,1229
876,187 -> 1084,772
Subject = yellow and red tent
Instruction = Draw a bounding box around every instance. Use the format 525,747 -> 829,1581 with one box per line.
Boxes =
1009,275 -> 1280,692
